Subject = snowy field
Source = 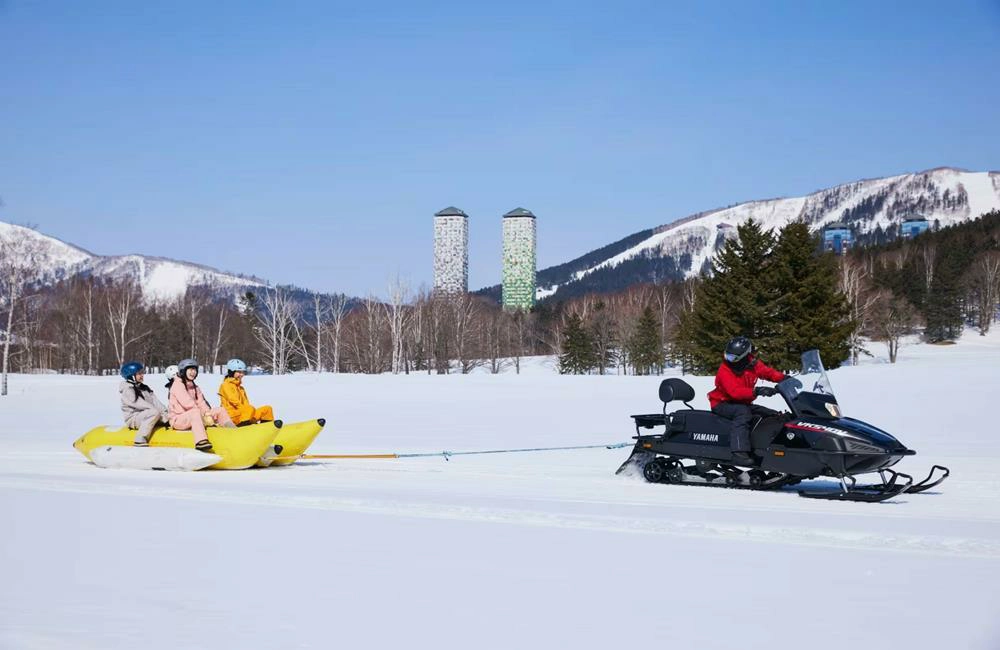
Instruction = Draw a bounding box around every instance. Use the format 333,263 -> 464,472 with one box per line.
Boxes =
3,335 -> 1000,649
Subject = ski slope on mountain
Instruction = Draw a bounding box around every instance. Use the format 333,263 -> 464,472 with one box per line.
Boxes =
2,334 -> 999,649
538,167 -> 1000,299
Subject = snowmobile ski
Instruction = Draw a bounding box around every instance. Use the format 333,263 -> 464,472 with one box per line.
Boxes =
797,469 -> 914,502
904,465 -> 950,493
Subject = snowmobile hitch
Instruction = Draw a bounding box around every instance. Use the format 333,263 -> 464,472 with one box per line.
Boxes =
797,469 -> 914,503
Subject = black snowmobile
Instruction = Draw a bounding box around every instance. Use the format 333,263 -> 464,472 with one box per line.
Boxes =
616,350 -> 949,502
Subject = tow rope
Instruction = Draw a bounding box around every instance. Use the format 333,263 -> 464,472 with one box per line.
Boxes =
301,441 -> 632,461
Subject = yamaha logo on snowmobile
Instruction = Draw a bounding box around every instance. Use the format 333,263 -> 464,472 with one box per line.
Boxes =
691,433 -> 720,443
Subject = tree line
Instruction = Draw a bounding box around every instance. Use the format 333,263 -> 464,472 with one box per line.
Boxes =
3,212 -> 998,389
554,211 -> 1000,373
842,209 -> 1000,359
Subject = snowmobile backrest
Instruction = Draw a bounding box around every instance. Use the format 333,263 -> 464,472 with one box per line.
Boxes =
659,378 -> 695,408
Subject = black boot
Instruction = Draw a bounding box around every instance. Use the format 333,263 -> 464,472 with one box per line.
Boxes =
731,451 -> 757,467
195,439 -> 215,454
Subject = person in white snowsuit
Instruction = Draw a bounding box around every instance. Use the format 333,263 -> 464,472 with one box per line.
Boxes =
119,362 -> 168,446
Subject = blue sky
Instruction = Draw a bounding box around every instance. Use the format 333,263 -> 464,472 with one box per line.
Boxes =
2,1 -> 998,296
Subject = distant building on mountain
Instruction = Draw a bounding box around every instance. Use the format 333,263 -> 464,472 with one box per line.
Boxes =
901,217 -> 930,240
823,222 -> 854,255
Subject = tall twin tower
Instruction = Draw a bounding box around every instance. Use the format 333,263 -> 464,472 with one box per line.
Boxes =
432,207 -> 537,310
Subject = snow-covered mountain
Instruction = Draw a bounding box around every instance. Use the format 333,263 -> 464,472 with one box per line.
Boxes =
533,167 -> 1000,301
0,220 -> 266,300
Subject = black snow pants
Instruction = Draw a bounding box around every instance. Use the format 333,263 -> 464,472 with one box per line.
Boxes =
712,403 -> 779,453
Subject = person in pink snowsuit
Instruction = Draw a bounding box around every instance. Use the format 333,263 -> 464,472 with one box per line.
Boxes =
169,359 -> 234,453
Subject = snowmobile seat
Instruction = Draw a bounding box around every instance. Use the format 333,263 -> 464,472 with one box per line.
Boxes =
669,410 -> 731,437
659,378 -> 696,407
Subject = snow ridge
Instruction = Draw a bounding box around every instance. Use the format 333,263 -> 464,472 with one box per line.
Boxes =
0,220 -> 266,300
544,167 -> 1000,298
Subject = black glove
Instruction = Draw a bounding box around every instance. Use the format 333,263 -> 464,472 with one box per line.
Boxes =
754,386 -> 777,397
782,376 -> 803,390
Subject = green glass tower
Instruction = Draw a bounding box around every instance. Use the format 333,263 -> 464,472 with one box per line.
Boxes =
501,208 -> 537,310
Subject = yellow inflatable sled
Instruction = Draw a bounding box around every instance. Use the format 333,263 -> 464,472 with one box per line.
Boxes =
73,421 -> 281,470
257,418 -> 326,467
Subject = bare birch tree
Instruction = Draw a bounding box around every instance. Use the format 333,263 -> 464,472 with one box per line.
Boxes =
969,252 -> 1000,334
105,280 -> 148,370
255,287 -> 299,374
429,295 -> 451,374
325,293 -> 348,373
839,257 -> 880,364
79,280 -> 98,374
482,306 -> 510,374
183,290 -> 210,359
451,294 -> 481,374
869,290 -> 919,363
407,289 -> 430,373
508,308 -> 533,375
343,294 -> 387,374
383,275 -> 410,375
311,294 -> 327,372
208,301 -> 230,368
921,243 -> 937,294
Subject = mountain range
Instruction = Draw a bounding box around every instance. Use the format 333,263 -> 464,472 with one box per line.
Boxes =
477,167 -> 1000,302
3,167 -> 999,304
0,220 -> 266,301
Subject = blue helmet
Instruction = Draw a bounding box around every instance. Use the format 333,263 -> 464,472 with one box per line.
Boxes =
120,361 -> 144,380
177,359 -> 199,376
226,358 -> 248,373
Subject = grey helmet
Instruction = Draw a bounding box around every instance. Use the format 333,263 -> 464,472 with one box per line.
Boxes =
724,337 -> 753,371
177,358 -> 199,378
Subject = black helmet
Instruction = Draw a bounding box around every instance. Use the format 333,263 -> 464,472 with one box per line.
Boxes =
724,337 -> 753,370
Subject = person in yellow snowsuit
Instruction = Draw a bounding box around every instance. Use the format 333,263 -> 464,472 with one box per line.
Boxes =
218,359 -> 275,426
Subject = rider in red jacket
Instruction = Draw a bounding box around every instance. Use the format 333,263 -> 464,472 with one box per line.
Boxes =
708,337 -> 786,462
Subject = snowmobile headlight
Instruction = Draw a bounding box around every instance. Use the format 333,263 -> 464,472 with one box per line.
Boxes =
825,403 -> 842,418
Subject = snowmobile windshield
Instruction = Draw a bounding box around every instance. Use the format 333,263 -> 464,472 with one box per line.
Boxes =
777,350 -> 843,419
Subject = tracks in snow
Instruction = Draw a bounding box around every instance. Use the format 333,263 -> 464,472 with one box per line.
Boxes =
3,472 -> 999,561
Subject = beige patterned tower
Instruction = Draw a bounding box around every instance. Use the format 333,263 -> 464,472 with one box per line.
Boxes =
433,207 -> 469,295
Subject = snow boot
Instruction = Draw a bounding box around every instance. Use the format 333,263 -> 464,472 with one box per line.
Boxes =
133,439 -> 149,447
195,439 -> 215,454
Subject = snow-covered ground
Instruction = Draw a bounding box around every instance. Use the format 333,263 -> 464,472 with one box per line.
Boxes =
3,334 -> 1000,649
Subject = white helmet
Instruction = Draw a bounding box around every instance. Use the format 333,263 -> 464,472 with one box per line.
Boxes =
164,365 -> 179,380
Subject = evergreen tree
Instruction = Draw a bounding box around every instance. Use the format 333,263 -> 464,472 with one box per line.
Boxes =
675,219 -> 778,372
769,222 -> 853,370
558,313 -> 596,374
924,249 -> 965,341
589,300 -> 617,374
628,306 -> 663,375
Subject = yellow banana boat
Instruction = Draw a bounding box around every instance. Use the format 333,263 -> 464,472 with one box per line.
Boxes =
73,421 -> 281,470
258,418 -> 326,467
